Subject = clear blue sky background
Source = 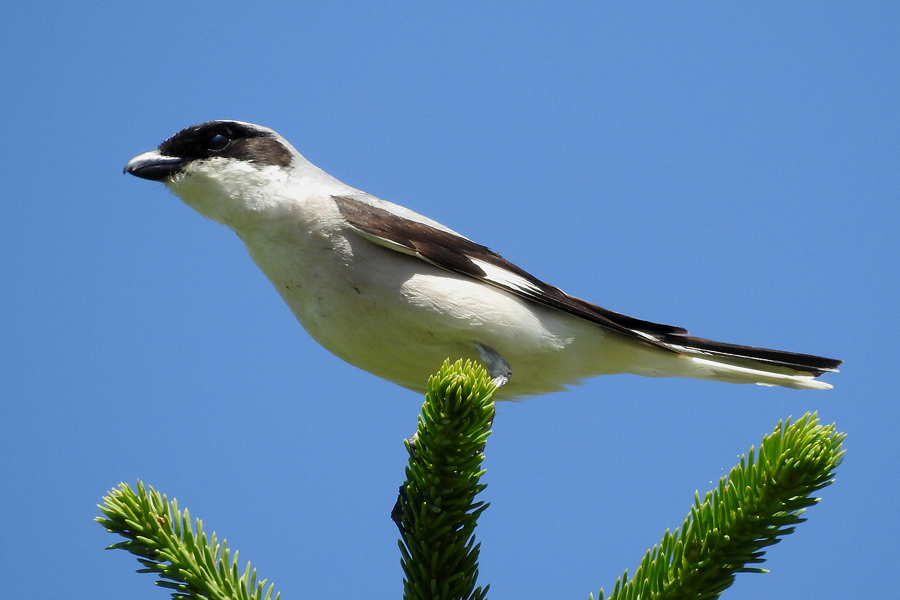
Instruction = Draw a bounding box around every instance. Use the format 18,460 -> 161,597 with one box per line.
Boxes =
2,3 -> 897,599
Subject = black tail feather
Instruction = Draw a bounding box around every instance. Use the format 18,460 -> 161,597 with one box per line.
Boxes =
662,333 -> 842,377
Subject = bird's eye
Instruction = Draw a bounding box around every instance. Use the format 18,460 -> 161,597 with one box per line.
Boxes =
207,134 -> 230,151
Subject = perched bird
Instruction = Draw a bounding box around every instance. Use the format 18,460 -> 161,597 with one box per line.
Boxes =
125,120 -> 840,399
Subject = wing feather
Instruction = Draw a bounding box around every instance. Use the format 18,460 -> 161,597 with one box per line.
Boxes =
332,194 -> 842,377
333,195 -> 686,340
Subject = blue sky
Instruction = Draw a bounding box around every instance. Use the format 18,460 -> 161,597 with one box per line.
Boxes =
2,3 -> 897,598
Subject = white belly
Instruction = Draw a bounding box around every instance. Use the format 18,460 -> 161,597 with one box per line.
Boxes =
237,218 -> 666,398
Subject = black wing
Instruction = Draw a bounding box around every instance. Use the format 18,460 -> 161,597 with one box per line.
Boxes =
333,195 -> 842,376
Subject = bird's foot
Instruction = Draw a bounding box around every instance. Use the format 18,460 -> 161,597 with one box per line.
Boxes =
476,343 -> 512,388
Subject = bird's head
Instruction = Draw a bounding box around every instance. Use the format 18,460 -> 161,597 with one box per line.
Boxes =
125,120 -> 299,227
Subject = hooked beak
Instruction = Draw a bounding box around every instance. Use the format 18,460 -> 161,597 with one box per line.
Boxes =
124,150 -> 184,181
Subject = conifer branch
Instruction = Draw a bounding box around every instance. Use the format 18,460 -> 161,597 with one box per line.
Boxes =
96,481 -> 279,600
396,359 -> 496,600
594,412 -> 845,600
96,371 -> 842,600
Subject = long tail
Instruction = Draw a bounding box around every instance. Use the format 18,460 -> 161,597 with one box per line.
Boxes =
658,333 -> 842,389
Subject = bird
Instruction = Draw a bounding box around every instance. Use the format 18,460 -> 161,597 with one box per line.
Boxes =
124,120 -> 840,399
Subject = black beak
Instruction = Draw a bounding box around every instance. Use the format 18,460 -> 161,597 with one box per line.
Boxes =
124,151 -> 184,181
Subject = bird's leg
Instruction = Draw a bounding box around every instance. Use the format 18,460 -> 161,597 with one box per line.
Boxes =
476,343 -> 512,389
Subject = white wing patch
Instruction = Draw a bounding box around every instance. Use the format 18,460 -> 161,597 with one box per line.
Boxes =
469,257 -> 543,295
